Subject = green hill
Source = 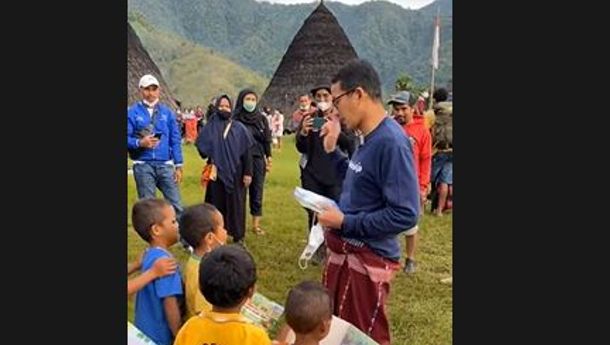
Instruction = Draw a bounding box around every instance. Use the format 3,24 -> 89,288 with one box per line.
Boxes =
127,0 -> 452,91
129,12 -> 269,108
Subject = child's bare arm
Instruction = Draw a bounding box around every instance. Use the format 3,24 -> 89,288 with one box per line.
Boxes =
127,251 -> 145,275
273,323 -> 293,345
127,258 -> 177,295
127,262 -> 139,276
163,296 -> 182,336
127,270 -> 156,296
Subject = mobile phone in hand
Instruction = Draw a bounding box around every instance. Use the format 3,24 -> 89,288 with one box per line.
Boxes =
153,132 -> 162,139
312,117 -> 327,131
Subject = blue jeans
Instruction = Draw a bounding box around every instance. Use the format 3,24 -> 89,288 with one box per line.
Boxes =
132,162 -> 183,219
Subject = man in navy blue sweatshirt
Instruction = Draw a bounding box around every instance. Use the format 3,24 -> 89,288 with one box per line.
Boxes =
317,59 -> 420,345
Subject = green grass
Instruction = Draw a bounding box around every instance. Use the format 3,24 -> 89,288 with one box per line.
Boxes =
127,135 -> 452,345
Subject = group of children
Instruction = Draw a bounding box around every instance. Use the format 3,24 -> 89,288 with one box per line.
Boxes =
127,198 -> 334,345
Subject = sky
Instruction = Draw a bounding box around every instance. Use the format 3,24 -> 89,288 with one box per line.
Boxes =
255,0 -> 436,10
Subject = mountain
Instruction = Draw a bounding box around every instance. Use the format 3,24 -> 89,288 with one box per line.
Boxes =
127,0 -> 452,91
128,22 -> 177,108
129,12 -> 269,107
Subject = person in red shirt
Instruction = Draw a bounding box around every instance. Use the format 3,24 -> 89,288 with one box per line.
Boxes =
388,91 -> 432,274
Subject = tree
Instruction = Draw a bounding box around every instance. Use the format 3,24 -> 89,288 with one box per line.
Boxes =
395,74 -> 414,92
395,73 -> 426,96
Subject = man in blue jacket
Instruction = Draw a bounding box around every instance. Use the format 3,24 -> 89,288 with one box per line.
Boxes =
317,59 -> 420,345
127,74 -> 184,221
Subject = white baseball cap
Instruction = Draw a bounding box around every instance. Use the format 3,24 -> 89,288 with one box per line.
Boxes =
139,74 -> 159,88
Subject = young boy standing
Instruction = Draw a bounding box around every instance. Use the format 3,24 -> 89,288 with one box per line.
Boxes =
179,203 -> 228,318
132,198 -> 183,345
284,281 -> 333,345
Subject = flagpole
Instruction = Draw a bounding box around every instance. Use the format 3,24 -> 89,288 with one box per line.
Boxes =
429,60 -> 436,109
429,6 -> 440,109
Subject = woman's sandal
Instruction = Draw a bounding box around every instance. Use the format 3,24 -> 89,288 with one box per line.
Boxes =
252,227 -> 266,236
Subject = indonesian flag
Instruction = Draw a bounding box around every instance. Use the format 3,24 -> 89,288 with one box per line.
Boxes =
431,14 -> 440,70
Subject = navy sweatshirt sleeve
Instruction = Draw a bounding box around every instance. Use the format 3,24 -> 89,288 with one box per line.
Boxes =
341,142 -> 419,239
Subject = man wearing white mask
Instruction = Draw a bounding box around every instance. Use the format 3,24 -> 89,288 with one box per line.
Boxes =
127,74 -> 184,221
295,83 -> 356,265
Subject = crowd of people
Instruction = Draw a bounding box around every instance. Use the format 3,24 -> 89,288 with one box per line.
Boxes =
175,106 -> 205,145
127,58 -> 453,345
173,101 -> 288,151
262,106 -> 286,150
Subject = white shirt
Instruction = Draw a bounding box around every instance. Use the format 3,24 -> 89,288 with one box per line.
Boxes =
142,99 -> 158,116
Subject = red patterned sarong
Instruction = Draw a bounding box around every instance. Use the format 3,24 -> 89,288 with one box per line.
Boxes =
322,231 -> 400,345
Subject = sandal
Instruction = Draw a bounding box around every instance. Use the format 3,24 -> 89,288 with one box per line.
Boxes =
252,227 -> 266,236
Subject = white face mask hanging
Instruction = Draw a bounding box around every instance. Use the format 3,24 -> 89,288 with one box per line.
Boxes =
293,187 -> 338,270
298,216 -> 326,270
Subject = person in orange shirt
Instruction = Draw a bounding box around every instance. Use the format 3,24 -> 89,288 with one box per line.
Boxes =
184,108 -> 198,144
388,91 -> 432,274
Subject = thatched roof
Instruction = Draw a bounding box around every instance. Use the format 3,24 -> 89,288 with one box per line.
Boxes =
128,22 -> 177,109
260,2 -> 358,115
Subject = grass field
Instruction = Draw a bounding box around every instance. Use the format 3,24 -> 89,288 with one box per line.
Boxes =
127,134 -> 452,345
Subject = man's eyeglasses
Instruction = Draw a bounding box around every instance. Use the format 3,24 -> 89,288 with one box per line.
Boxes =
332,88 -> 357,107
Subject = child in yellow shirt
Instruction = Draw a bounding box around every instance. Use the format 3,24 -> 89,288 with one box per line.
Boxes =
179,203 -> 228,318
173,245 -> 271,345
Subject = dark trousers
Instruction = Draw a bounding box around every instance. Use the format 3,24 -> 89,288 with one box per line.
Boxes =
205,178 -> 246,242
301,169 -> 342,228
248,156 -> 266,217
301,169 -> 342,260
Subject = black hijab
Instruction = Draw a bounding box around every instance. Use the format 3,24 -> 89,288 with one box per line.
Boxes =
233,89 -> 264,126
196,94 -> 254,193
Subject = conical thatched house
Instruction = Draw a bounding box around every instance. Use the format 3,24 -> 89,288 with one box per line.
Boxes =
260,1 -> 358,116
128,22 -> 177,109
